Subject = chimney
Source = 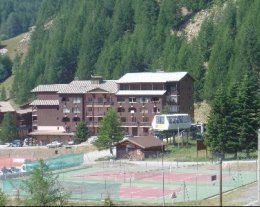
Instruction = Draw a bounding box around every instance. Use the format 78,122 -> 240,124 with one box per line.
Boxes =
91,75 -> 103,84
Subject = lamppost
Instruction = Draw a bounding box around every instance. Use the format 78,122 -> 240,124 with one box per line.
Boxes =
214,151 -> 224,207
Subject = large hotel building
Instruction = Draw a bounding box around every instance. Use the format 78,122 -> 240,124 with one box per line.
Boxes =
29,71 -> 194,144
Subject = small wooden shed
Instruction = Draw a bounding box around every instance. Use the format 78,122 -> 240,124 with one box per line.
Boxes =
115,136 -> 165,161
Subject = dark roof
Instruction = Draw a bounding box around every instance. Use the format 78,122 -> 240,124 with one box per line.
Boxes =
116,136 -> 165,149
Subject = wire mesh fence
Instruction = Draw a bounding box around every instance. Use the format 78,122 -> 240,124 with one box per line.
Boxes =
0,154 -> 257,205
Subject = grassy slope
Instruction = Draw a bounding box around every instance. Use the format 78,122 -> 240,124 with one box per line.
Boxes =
0,32 -> 29,99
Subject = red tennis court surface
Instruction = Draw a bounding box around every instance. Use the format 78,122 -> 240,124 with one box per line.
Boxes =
120,185 -> 182,199
0,156 -> 36,168
75,170 -> 224,182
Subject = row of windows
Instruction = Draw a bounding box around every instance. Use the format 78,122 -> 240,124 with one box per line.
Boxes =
63,108 -> 80,114
62,117 -> 81,122
117,97 -> 160,103
118,107 -> 160,113
61,96 -> 160,104
120,117 -> 149,122
120,84 -> 165,90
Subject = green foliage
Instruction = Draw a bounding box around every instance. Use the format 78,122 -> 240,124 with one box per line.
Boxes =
0,188 -> 7,206
23,159 -> 70,206
0,112 -> 17,143
75,121 -> 88,143
104,195 -> 114,206
0,55 -> 12,83
0,0 -> 42,40
205,73 -> 259,157
6,0 -> 260,106
95,108 -> 123,150
0,86 -> 6,100
205,86 -> 233,154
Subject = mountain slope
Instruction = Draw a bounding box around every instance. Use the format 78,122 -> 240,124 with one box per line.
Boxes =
8,0 -> 260,106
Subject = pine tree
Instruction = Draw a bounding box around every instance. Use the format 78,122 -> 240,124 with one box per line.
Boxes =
95,108 -> 123,150
75,121 -> 88,144
236,73 -> 259,156
23,159 -> 70,206
204,86 -> 234,154
0,112 -> 17,143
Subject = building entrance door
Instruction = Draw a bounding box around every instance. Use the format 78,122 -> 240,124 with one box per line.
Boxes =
132,127 -> 138,136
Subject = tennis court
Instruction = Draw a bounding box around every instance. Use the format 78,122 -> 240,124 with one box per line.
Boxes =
1,159 -> 257,205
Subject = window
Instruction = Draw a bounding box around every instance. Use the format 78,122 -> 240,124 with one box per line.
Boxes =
72,107 -> 80,114
61,97 -> 69,102
97,97 -> 103,103
140,108 -> 148,114
120,84 -> 129,90
62,117 -> 70,122
88,117 -> 93,122
153,84 -> 163,90
170,85 -> 177,93
140,97 -> 149,103
132,117 -> 137,122
98,117 -> 103,122
121,117 -> 126,122
143,117 -> 149,122
63,108 -> 70,113
130,84 -> 140,90
73,96 -> 81,103
151,97 -> 159,102
73,117 -> 80,122
156,116 -> 164,124
128,108 -> 137,113
153,107 -> 160,113
118,108 -> 125,113
117,97 -> 125,102
88,107 -> 93,112
141,84 -> 151,90
129,97 -> 136,103
87,97 -> 93,102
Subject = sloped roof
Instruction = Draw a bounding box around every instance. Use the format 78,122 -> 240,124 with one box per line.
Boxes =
58,80 -> 118,94
31,84 -> 68,92
116,136 -> 165,149
116,90 -> 166,96
30,100 -> 59,106
0,101 -> 15,112
117,72 -> 188,83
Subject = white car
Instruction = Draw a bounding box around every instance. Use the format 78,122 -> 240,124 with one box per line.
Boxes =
68,140 -> 74,145
46,141 -> 62,148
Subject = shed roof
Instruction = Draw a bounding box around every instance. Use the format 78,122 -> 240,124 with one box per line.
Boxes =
116,136 -> 165,149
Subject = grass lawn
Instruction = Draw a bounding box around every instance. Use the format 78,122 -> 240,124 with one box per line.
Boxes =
146,138 -> 257,162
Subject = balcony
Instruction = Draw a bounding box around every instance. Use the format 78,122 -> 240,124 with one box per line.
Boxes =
139,122 -> 151,126
86,101 -> 114,107
86,112 -> 106,117
121,122 -> 138,126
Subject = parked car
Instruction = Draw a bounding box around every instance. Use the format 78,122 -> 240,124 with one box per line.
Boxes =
46,141 -> 63,148
68,140 -> 74,145
11,139 -> 22,147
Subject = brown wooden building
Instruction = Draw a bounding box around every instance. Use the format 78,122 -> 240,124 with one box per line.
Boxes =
115,136 -> 165,161
29,72 -> 194,144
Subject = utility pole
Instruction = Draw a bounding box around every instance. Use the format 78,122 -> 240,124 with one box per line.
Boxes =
220,157 -> 223,207
258,129 -> 260,203
162,140 -> 165,206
